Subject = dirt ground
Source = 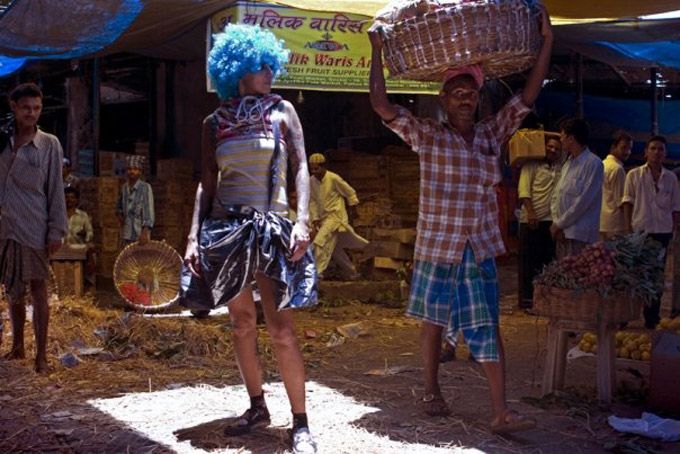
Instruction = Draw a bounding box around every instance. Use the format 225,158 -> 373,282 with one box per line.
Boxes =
0,260 -> 678,453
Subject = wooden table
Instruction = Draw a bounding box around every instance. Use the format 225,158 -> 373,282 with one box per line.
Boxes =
534,285 -> 643,405
542,317 -> 618,405
50,245 -> 88,297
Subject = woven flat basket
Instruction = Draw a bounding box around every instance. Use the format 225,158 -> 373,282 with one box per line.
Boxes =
533,285 -> 642,324
114,240 -> 182,312
379,0 -> 541,81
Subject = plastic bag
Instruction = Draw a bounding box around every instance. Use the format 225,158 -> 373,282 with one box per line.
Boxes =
608,412 -> 680,442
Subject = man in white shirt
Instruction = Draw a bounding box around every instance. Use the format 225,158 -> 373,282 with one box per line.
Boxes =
551,118 -> 604,258
517,136 -> 562,309
309,153 -> 368,279
622,136 -> 680,328
600,130 -> 632,238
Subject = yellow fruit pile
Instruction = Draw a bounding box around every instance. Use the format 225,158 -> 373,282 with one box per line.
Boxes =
578,331 -> 652,361
657,316 -> 680,333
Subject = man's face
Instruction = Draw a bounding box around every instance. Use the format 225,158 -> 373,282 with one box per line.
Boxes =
439,76 -> 479,124
62,164 -> 72,180
10,96 -> 42,129
545,138 -> 562,163
309,162 -> 325,180
65,192 -> 79,210
559,130 -> 577,154
612,139 -> 632,162
645,140 -> 666,165
127,166 -> 142,181
239,63 -> 273,96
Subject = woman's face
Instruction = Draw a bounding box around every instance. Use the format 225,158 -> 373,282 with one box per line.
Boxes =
239,64 -> 274,96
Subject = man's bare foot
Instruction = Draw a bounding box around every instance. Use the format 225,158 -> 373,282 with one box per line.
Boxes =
4,347 -> 26,360
35,357 -> 49,373
490,409 -> 536,434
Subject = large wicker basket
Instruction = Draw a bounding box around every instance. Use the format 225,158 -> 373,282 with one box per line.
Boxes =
533,284 -> 642,324
113,240 -> 182,313
377,0 -> 541,81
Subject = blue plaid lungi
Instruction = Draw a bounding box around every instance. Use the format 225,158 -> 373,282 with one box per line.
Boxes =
407,243 -> 500,362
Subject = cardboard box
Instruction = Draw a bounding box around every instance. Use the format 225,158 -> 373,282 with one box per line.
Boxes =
101,228 -> 120,252
372,228 -> 417,245
373,256 -> 404,270
156,158 -> 194,180
371,240 -> 414,260
649,331 -> 680,413
508,129 -> 560,167
98,151 -> 126,176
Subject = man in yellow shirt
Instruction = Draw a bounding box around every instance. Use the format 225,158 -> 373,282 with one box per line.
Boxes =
517,136 -> 562,309
309,153 -> 368,279
600,130 -> 632,239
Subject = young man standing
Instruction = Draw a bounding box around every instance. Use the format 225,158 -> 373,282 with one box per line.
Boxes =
117,155 -> 154,245
600,130 -> 632,239
550,118 -> 604,258
622,136 -> 680,328
517,136 -> 562,309
0,83 -> 67,372
369,5 -> 553,433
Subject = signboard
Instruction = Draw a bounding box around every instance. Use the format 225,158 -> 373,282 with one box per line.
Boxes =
208,1 -> 439,94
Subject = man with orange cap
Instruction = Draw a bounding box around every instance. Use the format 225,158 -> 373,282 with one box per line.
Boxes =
308,152 -> 368,279
369,4 -> 554,433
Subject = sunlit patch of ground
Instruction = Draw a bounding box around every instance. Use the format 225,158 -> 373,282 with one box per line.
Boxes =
90,381 -> 483,453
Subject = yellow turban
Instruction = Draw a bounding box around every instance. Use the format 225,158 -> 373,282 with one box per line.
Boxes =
309,153 -> 326,164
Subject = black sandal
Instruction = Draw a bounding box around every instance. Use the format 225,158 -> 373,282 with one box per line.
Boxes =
224,406 -> 271,436
422,393 -> 451,417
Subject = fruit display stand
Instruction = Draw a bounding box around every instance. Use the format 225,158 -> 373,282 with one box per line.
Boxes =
533,284 -> 642,404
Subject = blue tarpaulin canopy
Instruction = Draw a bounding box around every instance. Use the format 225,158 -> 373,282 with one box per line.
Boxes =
596,41 -> 680,69
1,1 -> 680,77
0,0 -> 143,76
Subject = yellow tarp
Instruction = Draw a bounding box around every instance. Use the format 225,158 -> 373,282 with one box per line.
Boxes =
270,0 -> 680,24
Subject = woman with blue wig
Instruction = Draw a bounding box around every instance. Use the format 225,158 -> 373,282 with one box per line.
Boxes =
183,24 -> 317,453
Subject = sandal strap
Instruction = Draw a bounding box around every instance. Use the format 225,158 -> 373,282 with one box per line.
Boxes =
422,393 -> 442,403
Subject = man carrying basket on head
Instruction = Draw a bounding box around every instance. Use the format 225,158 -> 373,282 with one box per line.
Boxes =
369,4 -> 553,433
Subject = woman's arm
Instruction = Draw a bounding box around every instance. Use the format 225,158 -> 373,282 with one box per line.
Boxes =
279,100 -> 311,262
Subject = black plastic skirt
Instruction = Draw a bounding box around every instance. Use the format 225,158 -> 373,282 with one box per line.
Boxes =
180,208 -> 318,311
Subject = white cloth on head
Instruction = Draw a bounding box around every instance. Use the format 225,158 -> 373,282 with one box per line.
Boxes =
126,154 -> 146,169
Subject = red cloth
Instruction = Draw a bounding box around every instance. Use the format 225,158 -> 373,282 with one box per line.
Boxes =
442,64 -> 484,89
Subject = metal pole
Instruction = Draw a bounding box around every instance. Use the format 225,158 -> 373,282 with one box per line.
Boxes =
650,67 -> 659,136
92,57 -> 100,174
148,58 -> 157,176
574,54 -> 584,119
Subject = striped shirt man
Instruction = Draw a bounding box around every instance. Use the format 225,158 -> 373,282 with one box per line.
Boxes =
0,129 -> 68,250
117,179 -> 155,242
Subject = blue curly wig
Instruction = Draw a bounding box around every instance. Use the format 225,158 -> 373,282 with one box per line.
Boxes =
209,24 -> 290,100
